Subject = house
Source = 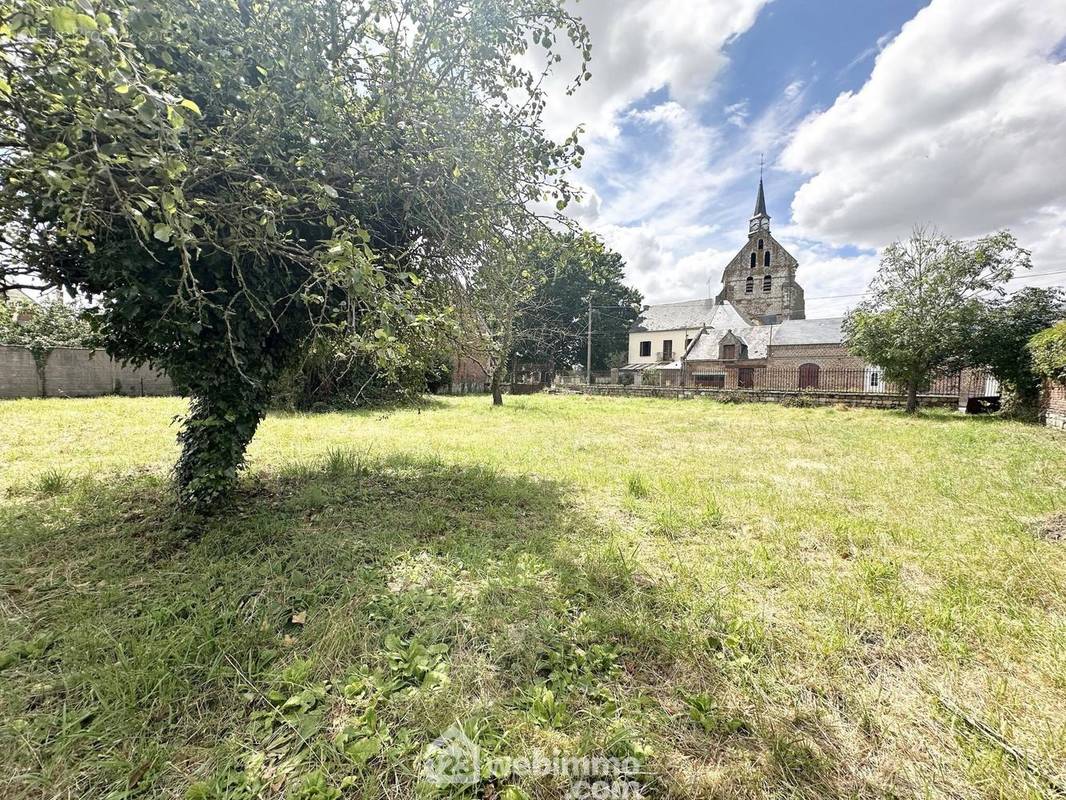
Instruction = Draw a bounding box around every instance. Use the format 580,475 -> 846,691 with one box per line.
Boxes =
624,179 -> 872,390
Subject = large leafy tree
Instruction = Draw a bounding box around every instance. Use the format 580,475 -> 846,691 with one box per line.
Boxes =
967,287 -> 1066,414
515,230 -> 641,371
843,227 -> 1030,413
0,0 -> 589,507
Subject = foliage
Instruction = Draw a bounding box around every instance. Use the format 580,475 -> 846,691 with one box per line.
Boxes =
1029,320 -> 1066,386
843,227 -> 1029,412
271,333 -> 449,411
514,230 -> 642,371
967,287 -> 1066,413
0,0 -> 590,506
0,297 -> 97,358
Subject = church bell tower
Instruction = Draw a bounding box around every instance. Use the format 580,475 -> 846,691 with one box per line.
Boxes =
715,176 -> 806,323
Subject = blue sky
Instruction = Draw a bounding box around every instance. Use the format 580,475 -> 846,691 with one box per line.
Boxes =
547,0 -> 1066,317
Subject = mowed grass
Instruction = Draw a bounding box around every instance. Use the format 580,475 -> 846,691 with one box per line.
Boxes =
1,393 -> 1065,800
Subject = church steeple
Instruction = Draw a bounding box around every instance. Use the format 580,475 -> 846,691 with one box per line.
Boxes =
753,177 -> 768,218
749,174 -> 771,236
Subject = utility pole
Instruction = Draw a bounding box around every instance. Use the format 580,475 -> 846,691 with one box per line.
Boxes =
586,293 -> 593,385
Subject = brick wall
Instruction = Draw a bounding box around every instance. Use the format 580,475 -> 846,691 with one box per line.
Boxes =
0,345 -> 174,399
1044,380 -> 1066,430
766,343 -> 865,370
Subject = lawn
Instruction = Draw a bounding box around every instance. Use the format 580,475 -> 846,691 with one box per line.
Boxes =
1,393 -> 1064,800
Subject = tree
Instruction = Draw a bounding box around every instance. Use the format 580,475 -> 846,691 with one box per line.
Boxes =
1,0 -> 590,507
1029,321 -> 1066,386
452,235 -> 546,406
515,231 -> 641,372
843,227 -> 1030,413
967,287 -> 1066,415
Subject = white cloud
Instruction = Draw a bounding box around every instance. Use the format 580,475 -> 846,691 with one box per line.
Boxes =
541,0 -> 770,142
783,0 -> 1066,284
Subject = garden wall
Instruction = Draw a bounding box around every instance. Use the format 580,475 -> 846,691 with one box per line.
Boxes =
550,383 -> 960,409
0,345 -> 173,399
1043,380 -> 1066,430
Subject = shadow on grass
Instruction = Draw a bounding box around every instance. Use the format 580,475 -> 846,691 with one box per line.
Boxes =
0,453 -> 858,800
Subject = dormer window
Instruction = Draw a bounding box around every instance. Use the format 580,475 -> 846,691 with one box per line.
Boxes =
722,344 -> 736,359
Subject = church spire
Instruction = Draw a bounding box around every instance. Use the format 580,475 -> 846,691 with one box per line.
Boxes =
753,177 -> 768,218
749,164 -> 771,236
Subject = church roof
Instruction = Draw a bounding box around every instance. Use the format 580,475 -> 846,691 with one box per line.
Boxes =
753,177 -> 768,218
630,298 -> 749,333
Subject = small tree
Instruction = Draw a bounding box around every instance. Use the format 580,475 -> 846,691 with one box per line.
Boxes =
968,287 -> 1066,415
1029,321 -> 1066,386
843,227 -> 1029,412
453,236 -> 548,406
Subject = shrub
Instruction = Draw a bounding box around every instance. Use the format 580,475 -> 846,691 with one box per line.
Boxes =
1029,321 -> 1066,385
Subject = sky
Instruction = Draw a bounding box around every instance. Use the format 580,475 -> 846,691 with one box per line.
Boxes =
543,0 -> 1066,318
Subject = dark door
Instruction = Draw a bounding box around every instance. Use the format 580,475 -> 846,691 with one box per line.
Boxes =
798,363 -> 820,389
737,368 -> 754,389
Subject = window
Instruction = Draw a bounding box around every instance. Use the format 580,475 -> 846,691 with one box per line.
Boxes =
662,340 -> 673,359
722,344 -> 736,359
870,371 -> 879,387
758,238 -> 764,250
745,276 -> 754,293
639,340 -> 651,357
763,274 -> 772,292
764,250 -> 771,267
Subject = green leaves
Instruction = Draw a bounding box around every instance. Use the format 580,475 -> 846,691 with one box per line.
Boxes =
47,6 -> 78,34
152,223 -> 172,242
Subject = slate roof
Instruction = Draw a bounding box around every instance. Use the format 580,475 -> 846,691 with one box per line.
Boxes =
771,317 -> 845,346
630,298 -> 749,333
686,323 -> 774,360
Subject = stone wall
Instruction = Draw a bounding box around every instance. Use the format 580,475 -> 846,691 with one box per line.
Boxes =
550,384 -> 960,409
0,345 -> 173,399
1044,380 -> 1066,430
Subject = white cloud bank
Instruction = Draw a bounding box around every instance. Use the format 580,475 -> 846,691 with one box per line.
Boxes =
543,0 -> 770,142
783,0 -> 1066,275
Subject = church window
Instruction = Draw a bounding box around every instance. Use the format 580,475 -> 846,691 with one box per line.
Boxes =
750,252 -> 756,268
763,275 -> 772,292
745,276 -> 754,293
639,340 -> 651,357
758,239 -> 764,250
764,250 -> 771,267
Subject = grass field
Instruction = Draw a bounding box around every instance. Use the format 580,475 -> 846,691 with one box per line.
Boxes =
1,393 -> 1065,800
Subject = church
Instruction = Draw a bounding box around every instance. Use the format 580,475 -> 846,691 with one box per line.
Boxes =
623,179 -> 871,391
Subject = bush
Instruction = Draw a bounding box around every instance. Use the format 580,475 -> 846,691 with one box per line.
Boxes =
1029,321 -> 1066,386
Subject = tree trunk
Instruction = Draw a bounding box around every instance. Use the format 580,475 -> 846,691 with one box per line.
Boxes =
175,386 -> 267,510
905,380 -> 919,414
491,369 -> 504,406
